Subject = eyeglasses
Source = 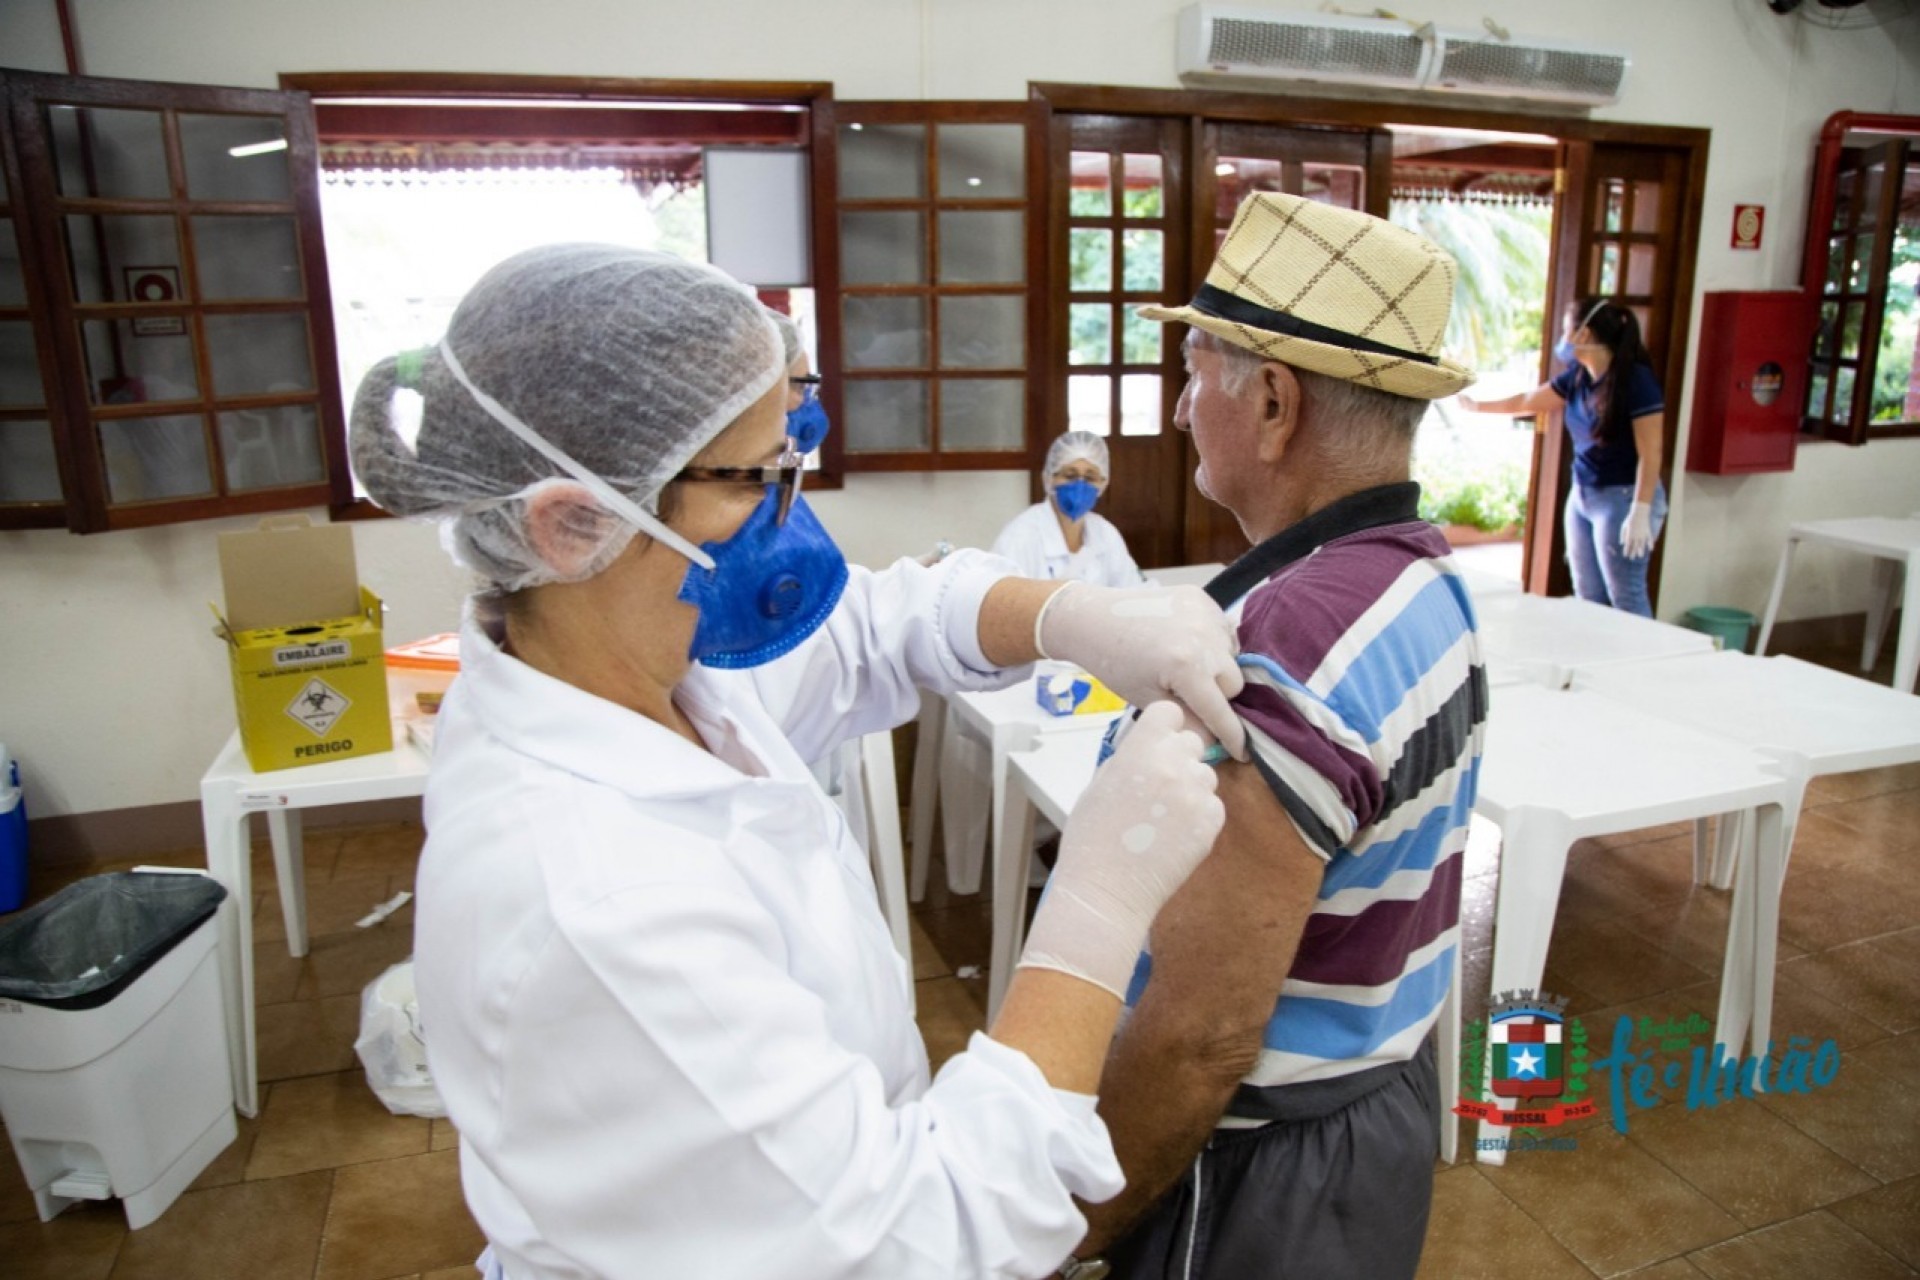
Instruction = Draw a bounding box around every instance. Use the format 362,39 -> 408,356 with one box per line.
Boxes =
670,445 -> 806,525
789,375 -> 822,406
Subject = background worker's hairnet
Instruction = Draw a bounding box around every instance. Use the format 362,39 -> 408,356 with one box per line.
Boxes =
350,243 -> 783,593
766,307 -> 803,367
1045,430 -> 1110,484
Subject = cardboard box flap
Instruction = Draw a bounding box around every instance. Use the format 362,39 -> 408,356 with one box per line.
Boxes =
218,515 -> 362,632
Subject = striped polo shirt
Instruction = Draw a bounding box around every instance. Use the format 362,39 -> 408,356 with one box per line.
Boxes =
1125,484 -> 1487,1114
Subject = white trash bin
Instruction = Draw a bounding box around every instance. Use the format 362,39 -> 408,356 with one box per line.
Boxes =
0,870 -> 237,1230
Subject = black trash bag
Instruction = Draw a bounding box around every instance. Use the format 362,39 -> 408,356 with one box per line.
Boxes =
0,872 -> 228,1011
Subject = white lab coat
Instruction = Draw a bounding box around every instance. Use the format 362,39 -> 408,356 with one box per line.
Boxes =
414,552 -> 1121,1280
989,502 -> 1142,588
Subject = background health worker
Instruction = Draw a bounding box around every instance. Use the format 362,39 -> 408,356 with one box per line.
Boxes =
1459,296 -> 1668,615
992,430 -> 1144,588
349,244 -> 1247,1280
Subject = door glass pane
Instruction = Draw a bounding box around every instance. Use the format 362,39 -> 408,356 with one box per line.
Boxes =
1069,303 -> 1111,365
0,419 -> 61,502
1070,152 -> 1111,216
0,321 -> 44,406
0,223 -> 24,307
219,404 -> 323,490
1631,182 -> 1662,234
1833,366 -> 1856,425
48,106 -> 170,200
844,379 -> 929,451
1122,228 -> 1163,291
179,114 -> 292,202
938,295 -> 1023,369
65,215 -> 182,304
205,313 -> 313,396
1069,228 -> 1111,290
1596,244 -> 1620,295
844,296 -> 927,369
1122,310 -> 1161,365
1303,163 -> 1363,208
1850,234 -> 1875,291
99,413 -> 213,501
192,215 -> 303,299
936,125 -> 1023,199
1216,158 -> 1286,222
938,210 -> 1024,284
939,378 -> 1024,450
839,124 -> 926,200
841,211 -> 925,285
1599,180 -> 1624,234
1067,374 -> 1111,436
1120,373 -> 1162,436
1626,244 -> 1656,296
82,320 -> 198,405
1122,154 -> 1162,218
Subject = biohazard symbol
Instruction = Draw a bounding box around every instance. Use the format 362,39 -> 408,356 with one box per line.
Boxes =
285,677 -> 352,737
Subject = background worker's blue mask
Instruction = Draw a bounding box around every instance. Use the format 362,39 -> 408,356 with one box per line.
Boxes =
677,489 -> 848,669
1053,479 -> 1100,522
1553,338 -> 1577,364
786,397 -> 830,454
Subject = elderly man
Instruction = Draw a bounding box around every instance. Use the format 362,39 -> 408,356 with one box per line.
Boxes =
1060,193 -> 1488,1280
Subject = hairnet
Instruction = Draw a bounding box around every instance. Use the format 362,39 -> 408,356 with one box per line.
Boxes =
766,308 -> 803,367
1045,431 -> 1110,484
350,244 -> 783,592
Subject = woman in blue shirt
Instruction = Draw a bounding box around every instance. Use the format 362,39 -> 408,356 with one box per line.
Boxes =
1461,297 -> 1668,616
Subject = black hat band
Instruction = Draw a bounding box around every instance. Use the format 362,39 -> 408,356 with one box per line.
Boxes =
1189,283 -> 1438,366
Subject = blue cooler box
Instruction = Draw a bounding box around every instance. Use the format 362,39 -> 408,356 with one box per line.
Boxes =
0,757 -> 23,915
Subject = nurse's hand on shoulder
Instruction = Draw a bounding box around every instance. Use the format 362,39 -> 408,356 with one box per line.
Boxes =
1017,701 -> 1227,1000
1040,582 -> 1249,762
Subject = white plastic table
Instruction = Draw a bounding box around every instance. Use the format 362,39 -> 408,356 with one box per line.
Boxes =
1471,683 -> 1792,1165
1755,516 -> 1920,694
1476,592 -> 1715,688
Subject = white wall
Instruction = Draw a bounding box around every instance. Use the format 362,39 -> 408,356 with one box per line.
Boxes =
2,0 -> 1917,817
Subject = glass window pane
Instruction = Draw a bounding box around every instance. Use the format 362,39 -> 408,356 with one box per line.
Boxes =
1807,369 -> 1829,422
1876,223 -> 1919,422
1631,181 -> 1662,234
1817,302 -> 1839,358
65,215 -> 183,304
219,404 -> 323,490
1842,303 -> 1863,360
841,211 -> 926,286
1600,180 -> 1625,234
1067,374 -> 1111,436
937,124 -> 1024,199
82,319 -> 198,405
1122,309 -> 1161,365
179,114 -> 291,202
937,210 -> 1024,285
99,413 -> 213,502
1069,303 -> 1111,366
839,124 -> 926,200
1825,237 -> 1848,294
1626,244 -> 1656,296
1070,228 -> 1112,291
1596,244 -> 1620,295
0,419 -> 61,503
1833,366 -> 1856,426
939,378 -> 1025,450
1070,152 -> 1111,217
1303,163 -> 1364,209
844,379 -> 929,452
192,215 -> 303,300
1850,234 -> 1875,292
48,106 -> 170,200
0,223 -> 24,307
938,295 -> 1023,369
1123,154 -> 1163,218
1120,373 -> 1162,436
844,295 -> 927,369
0,321 -> 45,407
1122,228 -> 1163,292
205,313 -> 313,396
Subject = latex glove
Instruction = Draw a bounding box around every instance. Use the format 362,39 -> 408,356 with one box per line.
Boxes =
1018,701 -> 1226,998
1037,582 -> 1248,761
1621,501 -> 1655,559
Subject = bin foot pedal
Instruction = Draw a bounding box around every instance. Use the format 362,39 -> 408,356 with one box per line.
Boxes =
49,1170 -> 113,1200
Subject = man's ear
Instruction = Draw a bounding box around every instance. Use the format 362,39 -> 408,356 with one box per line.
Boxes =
523,483 -> 618,579
1254,361 -> 1302,465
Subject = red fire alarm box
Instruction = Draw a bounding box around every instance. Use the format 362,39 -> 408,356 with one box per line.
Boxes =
1686,290 -> 1815,475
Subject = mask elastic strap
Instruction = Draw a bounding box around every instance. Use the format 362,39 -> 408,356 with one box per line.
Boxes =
437,340 -> 717,572
1576,298 -> 1609,333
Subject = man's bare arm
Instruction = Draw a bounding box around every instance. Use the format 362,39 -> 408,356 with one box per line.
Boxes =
1076,758 -> 1325,1252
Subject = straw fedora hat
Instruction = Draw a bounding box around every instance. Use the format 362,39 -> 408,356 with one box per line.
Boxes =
1140,192 -> 1474,400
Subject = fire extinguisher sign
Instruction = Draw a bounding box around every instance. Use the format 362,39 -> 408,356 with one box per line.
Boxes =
1731,205 -> 1764,251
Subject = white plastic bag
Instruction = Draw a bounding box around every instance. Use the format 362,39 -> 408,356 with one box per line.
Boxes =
353,960 -> 447,1118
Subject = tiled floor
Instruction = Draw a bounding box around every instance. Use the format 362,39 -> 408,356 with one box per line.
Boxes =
2,633 -> 1917,1278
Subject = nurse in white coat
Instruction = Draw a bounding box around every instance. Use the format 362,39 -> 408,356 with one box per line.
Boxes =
349,245 -> 1249,1280
991,432 -> 1142,587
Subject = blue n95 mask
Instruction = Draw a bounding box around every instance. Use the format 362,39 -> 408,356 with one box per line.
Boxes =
677,488 -> 848,669
1553,338 -> 1577,364
1053,479 -> 1100,522
786,397 -> 830,455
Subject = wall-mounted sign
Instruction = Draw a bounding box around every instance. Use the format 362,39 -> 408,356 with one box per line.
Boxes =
1731,205 -> 1764,251
124,265 -> 185,336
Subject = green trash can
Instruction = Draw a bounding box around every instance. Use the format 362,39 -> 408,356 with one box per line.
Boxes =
1682,606 -> 1756,653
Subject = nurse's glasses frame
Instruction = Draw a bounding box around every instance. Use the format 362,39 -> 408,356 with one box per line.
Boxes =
669,445 -> 807,525
790,374 -> 822,405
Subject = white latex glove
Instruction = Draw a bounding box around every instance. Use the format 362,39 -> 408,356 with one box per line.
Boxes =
1621,501 -> 1655,559
1017,701 -> 1226,999
1036,582 -> 1248,761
